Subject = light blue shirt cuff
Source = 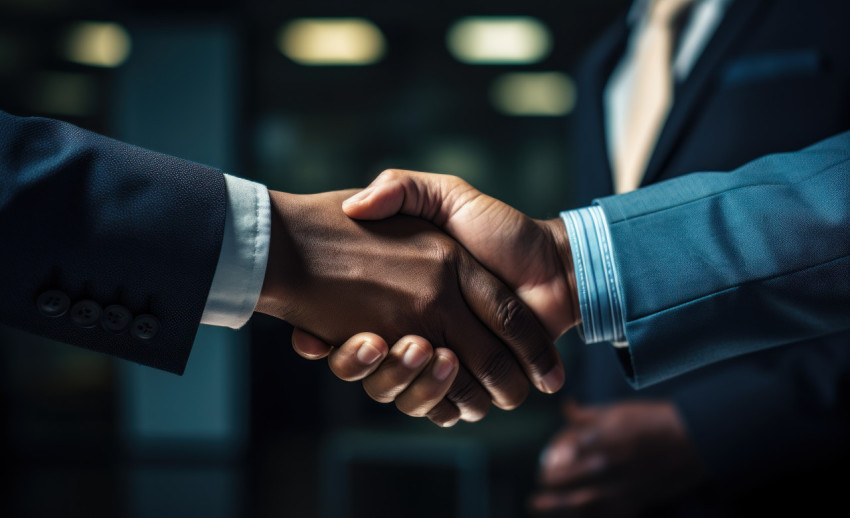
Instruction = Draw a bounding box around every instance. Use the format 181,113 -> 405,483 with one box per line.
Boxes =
201,174 -> 271,329
561,205 -> 628,346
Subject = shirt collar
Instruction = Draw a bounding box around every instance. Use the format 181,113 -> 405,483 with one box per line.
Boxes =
627,0 -> 735,26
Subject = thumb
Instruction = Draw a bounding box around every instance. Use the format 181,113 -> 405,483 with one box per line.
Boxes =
342,169 -> 473,225
341,183 -> 404,220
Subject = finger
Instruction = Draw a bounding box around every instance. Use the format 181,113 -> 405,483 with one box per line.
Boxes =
327,333 -> 389,382
564,401 -> 602,424
539,425 -> 609,489
441,298 -> 531,410
395,348 -> 459,417
444,363 -> 492,422
457,252 -> 565,394
542,452 -> 609,489
362,336 -> 434,403
426,398 -> 462,427
292,327 -> 334,359
529,487 -> 606,515
539,432 -> 581,485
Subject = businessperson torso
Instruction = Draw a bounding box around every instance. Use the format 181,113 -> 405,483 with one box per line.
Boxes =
566,0 -> 850,503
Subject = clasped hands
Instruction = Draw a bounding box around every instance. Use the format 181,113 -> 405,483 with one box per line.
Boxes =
255,170 -> 580,427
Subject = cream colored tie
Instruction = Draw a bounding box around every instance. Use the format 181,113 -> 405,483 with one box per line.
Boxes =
615,0 -> 696,194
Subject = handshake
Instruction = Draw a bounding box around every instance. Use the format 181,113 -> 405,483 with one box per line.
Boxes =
256,169 -> 580,427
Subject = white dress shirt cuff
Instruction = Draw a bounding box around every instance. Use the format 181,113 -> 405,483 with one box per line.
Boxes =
561,205 -> 628,346
201,174 -> 271,329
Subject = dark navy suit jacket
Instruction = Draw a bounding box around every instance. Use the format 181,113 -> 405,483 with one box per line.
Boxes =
0,111 -> 226,374
569,0 -> 850,493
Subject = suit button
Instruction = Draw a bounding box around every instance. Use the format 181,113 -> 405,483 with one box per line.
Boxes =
102,305 -> 132,333
131,314 -> 160,342
37,290 -> 71,317
70,300 -> 102,328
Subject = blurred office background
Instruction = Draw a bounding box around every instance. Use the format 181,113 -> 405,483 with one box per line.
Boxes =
0,1 -> 629,517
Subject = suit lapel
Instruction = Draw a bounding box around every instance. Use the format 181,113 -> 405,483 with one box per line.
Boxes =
574,17 -> 629,203
639,0 -> 765,186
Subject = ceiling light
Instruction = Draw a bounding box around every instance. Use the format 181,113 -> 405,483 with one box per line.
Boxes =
63,21 -> 131,68
447,17 -> 551,65
279,18 -> 386,66
490,72 -> 576,116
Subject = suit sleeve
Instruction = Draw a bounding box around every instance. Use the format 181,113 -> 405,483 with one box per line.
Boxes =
594,131 -> 850,387
0,111 -> 227,374
670,330 -> 850,489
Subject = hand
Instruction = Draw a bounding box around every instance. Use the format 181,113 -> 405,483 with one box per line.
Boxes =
296,331 -> 464,425
255,189 -> 564,424
343,170 -> 579,338
291,171 -> 579,425
530,401 -> 705,517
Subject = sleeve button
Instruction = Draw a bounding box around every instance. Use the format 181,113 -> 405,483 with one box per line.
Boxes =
102,305 -> 133,333
37,290 -> 71,317
70,300 -> 102,328
131,314 -> 160,342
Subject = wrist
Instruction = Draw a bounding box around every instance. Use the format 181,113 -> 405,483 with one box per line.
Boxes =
539,218 -> 581,337
255,190 -> 301,321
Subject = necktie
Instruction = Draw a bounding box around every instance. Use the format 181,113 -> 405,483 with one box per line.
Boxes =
614,0 -> 696,194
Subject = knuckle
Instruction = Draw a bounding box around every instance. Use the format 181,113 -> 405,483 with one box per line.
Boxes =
446,380 -> 491,421
493,297 -> 530,343
427,401 -> 460,425
446,377 -> 483,407
472,350 -> 529,409
377,168 -> 404,182
494,381 -> 530,411
493,298 -> 554,376
384,366 -> 415,388
363,390 -> 394,405
329,363 -> 359,382
413,289 -> 445,327
431,238 -> 460,266
474,350 -> 520,391
362,380 -> 396,404
395,398 -> 429,418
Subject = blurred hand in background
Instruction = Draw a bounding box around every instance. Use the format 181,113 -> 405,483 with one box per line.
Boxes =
530,401 -> 705,517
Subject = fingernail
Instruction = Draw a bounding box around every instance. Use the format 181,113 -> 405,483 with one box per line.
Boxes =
342,187 -> 373,209
402,343 -> 428,369
441,417 -> 460,428
538,365 -> 565,394
356,342 -> 382,365
432,354 -> 454,381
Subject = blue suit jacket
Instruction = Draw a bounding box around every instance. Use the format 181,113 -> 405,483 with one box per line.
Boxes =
602,132 -> 850,386
569,0 -> 850,491
0,111 -> 226,374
